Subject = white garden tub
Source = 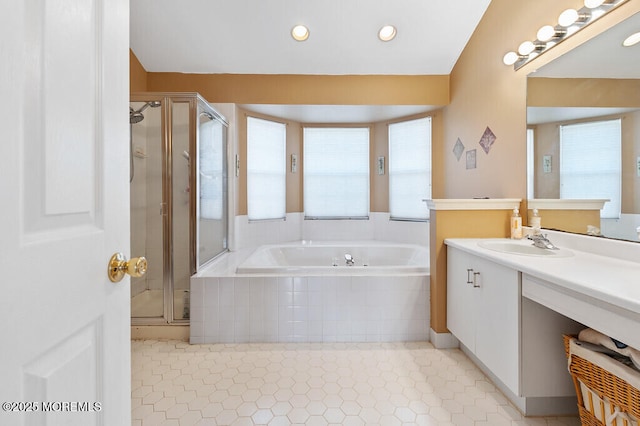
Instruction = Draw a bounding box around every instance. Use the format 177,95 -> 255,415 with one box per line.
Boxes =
236,241 -> 429,275
191,240 -> 430,344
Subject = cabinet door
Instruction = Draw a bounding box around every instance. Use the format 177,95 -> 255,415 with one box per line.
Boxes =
447,247 -> 477,351
474,257 -> 520,394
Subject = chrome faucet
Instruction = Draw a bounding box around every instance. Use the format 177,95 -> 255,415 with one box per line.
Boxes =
345,254 -> 355,266
527,234 -> 558,250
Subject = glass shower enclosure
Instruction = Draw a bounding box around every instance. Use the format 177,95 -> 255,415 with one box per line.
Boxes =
129,92 -> 228,324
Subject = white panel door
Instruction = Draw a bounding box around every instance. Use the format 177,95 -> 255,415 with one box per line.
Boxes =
0,0 -> 130,425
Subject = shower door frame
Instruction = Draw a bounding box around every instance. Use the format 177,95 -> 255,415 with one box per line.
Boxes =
130,92 -> 227,325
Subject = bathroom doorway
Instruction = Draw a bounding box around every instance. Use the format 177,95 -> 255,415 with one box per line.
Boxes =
129,93 -> 228,325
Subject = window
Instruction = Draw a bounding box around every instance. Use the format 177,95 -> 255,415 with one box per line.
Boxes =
247,117 -> 286,220
388,117 -> 431,220
560,119 -> 621,219
303,127 -> 370,219
526,128 -> 535,200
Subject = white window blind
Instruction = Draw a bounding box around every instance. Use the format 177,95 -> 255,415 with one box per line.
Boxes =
199,118 -> 224,220
388,117 -> 431,220
527,128 -> 535,200
303,127 -> 370,219
560,119 -> 621,219
247,117 -> 286,221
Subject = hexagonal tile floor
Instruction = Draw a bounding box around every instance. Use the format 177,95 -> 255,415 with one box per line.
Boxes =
131,340 -> 580,425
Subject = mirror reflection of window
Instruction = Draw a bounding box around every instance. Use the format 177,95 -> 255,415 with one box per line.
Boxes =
559,119 -> 622,219
526,128 -> 535,200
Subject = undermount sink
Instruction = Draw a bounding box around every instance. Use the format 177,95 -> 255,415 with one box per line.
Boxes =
478,240 -> 574,257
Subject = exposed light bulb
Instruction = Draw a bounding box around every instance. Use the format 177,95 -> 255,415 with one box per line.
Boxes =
378,25 -> 397,42
537,25 -> 557,42
503,51 -> 519,66
536,25 -> 567,42
559,8 -> 590,27
623,31 -> 640,47
518,41 -> 535,56
584,0 -> 605,8
558,9 -> 579,27
291,25 -> 309,41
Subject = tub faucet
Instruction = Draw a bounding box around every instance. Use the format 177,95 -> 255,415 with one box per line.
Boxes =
345,254 -> 355,266
527,234 -> 558,250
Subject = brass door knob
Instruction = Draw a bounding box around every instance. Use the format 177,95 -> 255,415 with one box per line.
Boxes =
108,253 -> 148,283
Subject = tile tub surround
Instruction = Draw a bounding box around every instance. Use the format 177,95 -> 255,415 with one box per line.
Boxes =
190,275 -> 429,344
192,240 -> 430,344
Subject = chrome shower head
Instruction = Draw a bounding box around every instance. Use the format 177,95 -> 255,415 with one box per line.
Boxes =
130,107 -> 144,124
129,101 -> 161,124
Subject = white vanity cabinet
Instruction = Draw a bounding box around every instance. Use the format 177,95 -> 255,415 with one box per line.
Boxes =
447,246 -> 520,393
446,240 -> 586,415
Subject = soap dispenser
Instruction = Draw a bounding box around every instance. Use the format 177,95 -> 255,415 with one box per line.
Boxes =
510,208 -> 522,239
530,208 -> 541,234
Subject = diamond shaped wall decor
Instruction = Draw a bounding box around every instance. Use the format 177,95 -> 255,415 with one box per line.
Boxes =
453,138 -> 465,161
479,127 -> 496,154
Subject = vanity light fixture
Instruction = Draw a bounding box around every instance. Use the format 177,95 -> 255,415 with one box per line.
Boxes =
502,51 -> 521,66
378,25 -> 397,41
623,31 -> 640,47
537,25 -> 566,42
518,41 -> 536,56
558,8 -> 590,27
503,0 -> 628,70
584,0 -> 615,8
291,25 -> 309,41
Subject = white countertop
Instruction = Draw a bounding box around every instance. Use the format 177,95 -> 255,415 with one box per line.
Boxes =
444,237 -> 640,318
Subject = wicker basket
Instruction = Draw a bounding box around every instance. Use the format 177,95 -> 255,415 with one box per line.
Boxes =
564,334 -> 640,426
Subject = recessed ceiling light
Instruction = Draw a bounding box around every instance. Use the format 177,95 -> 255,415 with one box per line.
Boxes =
623,31 -> 640,47
378,25 -> 397,42
291,25 -> 309,41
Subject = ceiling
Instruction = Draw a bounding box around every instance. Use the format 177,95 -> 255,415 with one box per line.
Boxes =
130,0 -> 491,123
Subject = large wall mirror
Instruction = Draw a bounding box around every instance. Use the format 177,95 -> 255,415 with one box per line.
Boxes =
527,11 -> 640,242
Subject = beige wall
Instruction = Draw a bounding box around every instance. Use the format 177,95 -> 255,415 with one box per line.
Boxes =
431,0 -> 640,334
528,78 -> 640,108
146,73 -> 450,106
130,50 -> 148,92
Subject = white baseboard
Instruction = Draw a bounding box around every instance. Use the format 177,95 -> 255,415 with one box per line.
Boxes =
429,328 -> 459,349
